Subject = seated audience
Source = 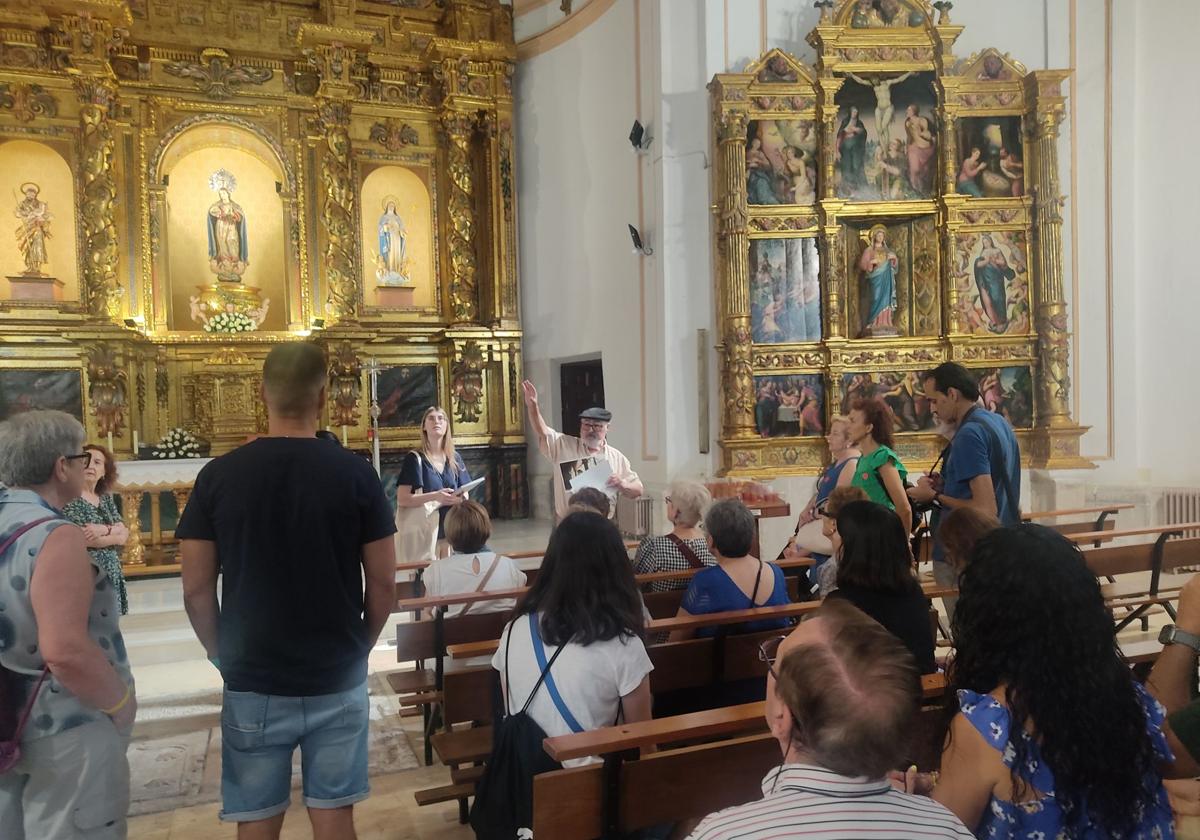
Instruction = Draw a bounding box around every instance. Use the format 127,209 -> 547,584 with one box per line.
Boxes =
634,480 -> 716,593
0,411 -> 135,840
824,500 -> 936,674
568,486 -> 611,518
669,498 -> 790,642
934,506 -> 999,622
61,442 -> 131,615
423,500 -> 525,618
915,524 -> 1173,836
813,484 -> 869,597
846,397 -> 913,533
687,599 -> 973,839
492,511 -> 652,767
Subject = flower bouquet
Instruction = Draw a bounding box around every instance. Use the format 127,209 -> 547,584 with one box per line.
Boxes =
204,311 -> 256,333
152,427 -> 203,459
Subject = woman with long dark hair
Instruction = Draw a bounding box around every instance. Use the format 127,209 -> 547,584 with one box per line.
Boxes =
824,500 -> 935,673
492,512 -> 653,766
929,524 -> 1172,836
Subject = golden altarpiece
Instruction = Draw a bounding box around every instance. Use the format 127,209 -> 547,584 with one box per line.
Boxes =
0,0 -> 526,568
711,0 -> 1088,476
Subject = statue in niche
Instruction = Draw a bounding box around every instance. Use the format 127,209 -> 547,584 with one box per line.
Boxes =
375,197 -> 410,286
858,225 -> 899,337
14,182 -> 51,276
207,169 -> 249,283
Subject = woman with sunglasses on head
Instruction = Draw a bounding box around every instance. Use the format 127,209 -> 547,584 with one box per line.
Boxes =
62,443 -> 130,614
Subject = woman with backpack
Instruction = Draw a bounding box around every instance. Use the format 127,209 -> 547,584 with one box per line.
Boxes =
846,396 -> 913,534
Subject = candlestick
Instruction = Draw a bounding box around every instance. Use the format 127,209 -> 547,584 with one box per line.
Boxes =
107,431 -> 113,453
341,425 -> 348,447
133,430 -> 140,452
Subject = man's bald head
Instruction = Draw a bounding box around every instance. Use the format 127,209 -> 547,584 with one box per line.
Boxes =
262,342 -> 327,418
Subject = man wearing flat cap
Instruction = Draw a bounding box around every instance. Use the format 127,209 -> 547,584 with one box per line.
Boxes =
521,380 -> 643,521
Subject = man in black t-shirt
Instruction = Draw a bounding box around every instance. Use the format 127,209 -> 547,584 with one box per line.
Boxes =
178,342 -> 396,837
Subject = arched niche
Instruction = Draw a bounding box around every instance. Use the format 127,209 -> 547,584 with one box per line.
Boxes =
148,120 -> 303,332
0,139 -> 79,301
359,165 -> 437,310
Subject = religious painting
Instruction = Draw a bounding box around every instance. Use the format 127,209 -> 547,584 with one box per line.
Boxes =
844,216 -> 940,339
753,374 -> 825,438
953,230 -> 1030,335
745,119 -> 818,206
749,238 -> 821,344
847,0 -> 927,28
975,366 -> 1034,428
376,365 -> 438,428
359,165 -> 437,309
840,371 -> 934,432
956,117 -> 1024,198
833,72 -> 938,201
0,369 -> 83,421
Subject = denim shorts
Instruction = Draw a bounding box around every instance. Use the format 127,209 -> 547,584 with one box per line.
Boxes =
219,680 -> 370,822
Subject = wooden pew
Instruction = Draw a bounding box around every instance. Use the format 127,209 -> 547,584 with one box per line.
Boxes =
1024,503 -> 1134,539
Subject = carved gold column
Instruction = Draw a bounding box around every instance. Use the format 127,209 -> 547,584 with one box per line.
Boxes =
821,223 -> 846,340
442,111 -> 480,323
1027,71 -> 1072,429
120,490 -> 145,567
714,109 -> 755,443
480,102 -> 519,326
317,97 -> 358,321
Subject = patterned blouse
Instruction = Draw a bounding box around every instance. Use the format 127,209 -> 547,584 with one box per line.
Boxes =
62,494 -> 128,615
633,534 -> 717,593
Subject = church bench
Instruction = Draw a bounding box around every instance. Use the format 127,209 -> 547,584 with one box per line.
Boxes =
1023,502 -> 1134,531
1072,528 -> 1200,631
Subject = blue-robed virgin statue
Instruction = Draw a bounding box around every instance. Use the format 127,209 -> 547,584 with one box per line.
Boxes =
207,172 -> 249,283
974,233 -> 1016,332
377,199 -> 409,286
858,226 -> 899,337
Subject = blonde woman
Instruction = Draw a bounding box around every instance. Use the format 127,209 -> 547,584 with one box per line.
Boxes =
633,480 -> 716,593
395,406 -> 471,561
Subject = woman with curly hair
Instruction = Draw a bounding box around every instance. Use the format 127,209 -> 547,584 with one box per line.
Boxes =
845,396 -> 912,533
925,524 -> 1172,837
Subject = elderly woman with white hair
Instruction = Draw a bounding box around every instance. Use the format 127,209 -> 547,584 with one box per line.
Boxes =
633,479 -> 716,593
0,410 -> 135,840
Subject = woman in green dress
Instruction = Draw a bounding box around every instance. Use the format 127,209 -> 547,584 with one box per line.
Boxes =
62,443 -> 130,614
845,396 -> 913,534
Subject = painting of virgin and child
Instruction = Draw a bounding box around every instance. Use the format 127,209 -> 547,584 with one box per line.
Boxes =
749,238 -> 821,344
754,374 -> 825,438
745,119 -> 818,205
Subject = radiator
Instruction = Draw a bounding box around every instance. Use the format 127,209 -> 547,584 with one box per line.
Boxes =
616,494 -> 655,540
1161,488 -> 1200,539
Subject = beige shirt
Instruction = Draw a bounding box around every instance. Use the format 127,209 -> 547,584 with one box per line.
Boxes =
539,427 -> 638,520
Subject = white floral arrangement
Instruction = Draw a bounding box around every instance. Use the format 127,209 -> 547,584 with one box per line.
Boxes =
153,427 -> 202,459
204,311 -> 256,333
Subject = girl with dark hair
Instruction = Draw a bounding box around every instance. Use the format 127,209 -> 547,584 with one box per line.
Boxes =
846,396 -> 912,533
825,500 -> 936,674
928,524 -> 1172,837
491,512 -> 653,766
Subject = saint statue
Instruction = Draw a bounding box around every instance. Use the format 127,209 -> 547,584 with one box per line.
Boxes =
14,182 -> 51,276
207,170 -> 249,283
376,198 -> 409,286
859,226 -> 899,337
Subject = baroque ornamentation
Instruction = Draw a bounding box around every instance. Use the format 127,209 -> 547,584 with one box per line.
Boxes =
958,91 -> 1021,108
368,118 -> 419,152
451,341 -> 486,424
155,347 -> 169,411
75,76 -> 122,320
0,82 -> 58,122
318,99 -> 359,320
752,96 -> 815,111
835,347 -> 940,366
959,208 -> 1023,226
86,344 -> 128,436
958,343 -> 1032,361
163,48 -> 273,100
752,351 -> 824,368
327,340 -> 362,427
442,112 -> 479,322
1036,306 -> 1072,423
748,216 -> 818,233
721,322 -> 756,437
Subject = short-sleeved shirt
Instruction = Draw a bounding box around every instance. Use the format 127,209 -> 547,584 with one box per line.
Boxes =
932,407 -> 1021,562
175,437 -> 396,696
957,683 -> 1172,838
825,584 -> 937,673
396,450 -> 470,539
680,563 -> 791,638
491,612 -> 653,767
424,551 -> 526,618
633,535 -> 717,593
538,427 -> 638,520
852,445 -> 908,509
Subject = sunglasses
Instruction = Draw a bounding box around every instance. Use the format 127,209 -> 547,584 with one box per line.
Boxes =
65,452 -> 93,467
758,635 -> 788,681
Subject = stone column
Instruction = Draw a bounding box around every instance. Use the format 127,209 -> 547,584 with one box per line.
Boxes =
714,109 -> 755,441
441,111 -> 480,324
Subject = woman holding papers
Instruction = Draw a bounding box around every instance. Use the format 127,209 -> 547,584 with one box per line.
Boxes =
395,405 -> 473,560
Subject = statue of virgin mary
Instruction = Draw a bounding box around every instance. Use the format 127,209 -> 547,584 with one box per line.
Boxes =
207,170 -> 249,283
376,198 -> 409,286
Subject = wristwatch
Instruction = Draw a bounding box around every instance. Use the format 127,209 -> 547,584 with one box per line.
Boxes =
1159,624 -> 1200,653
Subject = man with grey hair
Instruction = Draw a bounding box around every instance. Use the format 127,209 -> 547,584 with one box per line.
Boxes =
0,410 -> 135,840
177,342 -> 396,840
688,600 -> 972,839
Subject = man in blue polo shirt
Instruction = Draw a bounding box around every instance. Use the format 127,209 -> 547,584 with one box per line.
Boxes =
907,363 -> 1020,612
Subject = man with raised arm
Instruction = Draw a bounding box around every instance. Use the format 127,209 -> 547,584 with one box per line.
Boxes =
521,379 -> 643,521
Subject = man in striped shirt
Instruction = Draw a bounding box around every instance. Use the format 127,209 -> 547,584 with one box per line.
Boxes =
687,600 -> 973,839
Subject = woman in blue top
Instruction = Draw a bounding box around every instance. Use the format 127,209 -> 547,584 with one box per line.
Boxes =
669,498 -> 790,642
914,525 -> 1173,838
395,406 -> 471,554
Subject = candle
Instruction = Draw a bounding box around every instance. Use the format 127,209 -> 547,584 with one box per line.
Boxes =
341,425 -> 348,447
107,431 -> 113,452
133,430 -> 140,452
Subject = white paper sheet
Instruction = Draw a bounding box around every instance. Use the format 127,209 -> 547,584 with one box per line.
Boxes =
455,477 -> 486,498
568,459 -> 614,493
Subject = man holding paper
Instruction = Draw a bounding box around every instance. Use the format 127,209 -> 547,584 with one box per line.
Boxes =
521,380 -> 643,521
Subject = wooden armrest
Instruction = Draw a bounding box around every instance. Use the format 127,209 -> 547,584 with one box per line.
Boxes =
1022,504 -> 1134,521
